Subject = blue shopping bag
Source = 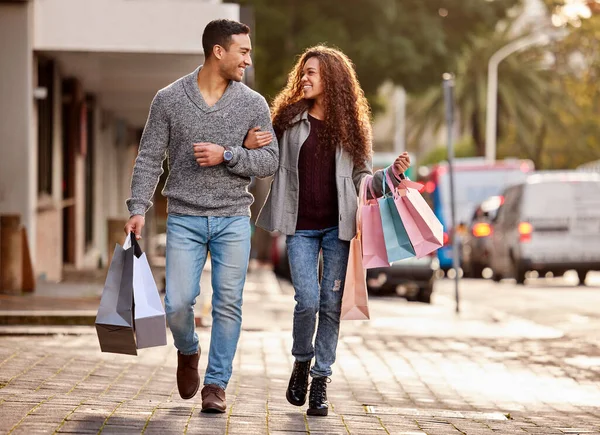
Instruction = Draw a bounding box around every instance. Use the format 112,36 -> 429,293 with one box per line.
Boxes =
378,168 -> 416,262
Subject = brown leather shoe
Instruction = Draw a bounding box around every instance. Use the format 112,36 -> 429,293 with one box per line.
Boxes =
177,350 -> 200,400
201,384 -> 227,413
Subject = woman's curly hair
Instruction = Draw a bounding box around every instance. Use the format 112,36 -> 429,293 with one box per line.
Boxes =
271,45 -> 372,165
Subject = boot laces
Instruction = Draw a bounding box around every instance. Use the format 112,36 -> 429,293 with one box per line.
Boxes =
291,361 -> 310,391
309,376 -> 330,402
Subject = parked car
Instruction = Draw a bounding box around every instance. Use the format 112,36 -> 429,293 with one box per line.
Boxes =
366,256 -> 439,303
489,171 -> 600,285
460,195 -> 503,278
271,232 -> 291,280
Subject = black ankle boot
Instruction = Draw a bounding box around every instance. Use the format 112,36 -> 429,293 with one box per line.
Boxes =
307,376 -> 329,416
286,360 -> 311,406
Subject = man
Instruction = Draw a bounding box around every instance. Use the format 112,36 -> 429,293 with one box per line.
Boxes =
124,19 -> 278,413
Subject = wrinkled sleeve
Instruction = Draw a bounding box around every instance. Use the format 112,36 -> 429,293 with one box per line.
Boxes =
225,96 -> 279,178
354,156 -> 405,200
352,157 -> 373,196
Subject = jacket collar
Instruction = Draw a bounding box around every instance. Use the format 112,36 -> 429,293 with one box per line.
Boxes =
290,110 -> 310,125
287,109 -> 345,160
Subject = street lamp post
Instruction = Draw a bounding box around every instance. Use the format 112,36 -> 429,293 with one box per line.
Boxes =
485,33 -> 549,163
443,73 -> 460,314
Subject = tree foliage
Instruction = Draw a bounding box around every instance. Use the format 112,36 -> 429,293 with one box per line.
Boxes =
502,1 -> 600,169
419,137 -> 477,167
407,22 -> 559,161
536,12 -> 600,168
230,0 -> 519,104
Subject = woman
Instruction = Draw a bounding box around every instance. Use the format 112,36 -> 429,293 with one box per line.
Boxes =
248,46 -> 410,416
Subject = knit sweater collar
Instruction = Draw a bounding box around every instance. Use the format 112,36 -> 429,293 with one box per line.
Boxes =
183,66 -> 240,113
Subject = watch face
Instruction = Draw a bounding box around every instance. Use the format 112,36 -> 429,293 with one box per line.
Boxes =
224,150 -> 234,161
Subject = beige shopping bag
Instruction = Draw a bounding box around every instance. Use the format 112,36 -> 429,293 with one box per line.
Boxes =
341,182 -> 370,321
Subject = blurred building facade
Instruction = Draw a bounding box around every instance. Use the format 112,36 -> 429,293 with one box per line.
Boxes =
0,0 -> 241,282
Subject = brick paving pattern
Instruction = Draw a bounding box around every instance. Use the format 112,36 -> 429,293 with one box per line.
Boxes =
0,269 -> 599,434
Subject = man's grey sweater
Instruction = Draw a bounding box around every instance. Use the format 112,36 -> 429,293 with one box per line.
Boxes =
127,67 -> 279,217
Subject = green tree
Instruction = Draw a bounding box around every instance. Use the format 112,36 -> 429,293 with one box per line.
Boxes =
419,137 -> 477,167
495,0 -> 600,169
532,4 -> 600,168
406,23 -> 560,161
229,0 -> 519,103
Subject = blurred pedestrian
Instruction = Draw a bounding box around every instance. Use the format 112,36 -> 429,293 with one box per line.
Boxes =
124,19 -> 278,413
250,46 -> 410,416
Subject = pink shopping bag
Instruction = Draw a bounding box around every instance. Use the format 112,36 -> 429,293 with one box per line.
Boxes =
390,174 -> 444,258
360,175 -> 390,269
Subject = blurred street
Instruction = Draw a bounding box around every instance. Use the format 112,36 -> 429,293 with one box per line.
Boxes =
1,270 -> 600,434
437,272 -> 600,339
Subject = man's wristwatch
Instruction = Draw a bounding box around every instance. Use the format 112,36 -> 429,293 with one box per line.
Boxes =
223,146 -> 234,163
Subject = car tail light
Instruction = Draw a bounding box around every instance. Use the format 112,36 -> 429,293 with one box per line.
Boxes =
472,222 -> 492,238
518,221 -> 533,243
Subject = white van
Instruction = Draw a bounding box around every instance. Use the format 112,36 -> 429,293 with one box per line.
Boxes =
489,171 -> 600,284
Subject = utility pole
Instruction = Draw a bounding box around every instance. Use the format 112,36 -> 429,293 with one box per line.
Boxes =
393,86 -> 406,154
443,73 -> 460,314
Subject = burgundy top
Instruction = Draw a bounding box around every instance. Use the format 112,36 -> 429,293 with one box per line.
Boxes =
296,114 -> 339,230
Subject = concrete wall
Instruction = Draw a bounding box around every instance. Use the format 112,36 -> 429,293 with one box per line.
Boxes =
34,0 -> 239,54
0,2 -> 37,254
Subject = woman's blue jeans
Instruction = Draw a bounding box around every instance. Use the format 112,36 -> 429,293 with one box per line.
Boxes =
286,226 -> 350,378
165,214 -> 251,390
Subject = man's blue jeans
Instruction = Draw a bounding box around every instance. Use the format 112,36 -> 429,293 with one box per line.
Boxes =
165,215 -> 251,390
286,226 -> 350,378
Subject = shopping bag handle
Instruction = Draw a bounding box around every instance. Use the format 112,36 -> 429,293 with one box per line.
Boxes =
359,174 -> 374,205
398,178 -> 424,191
390,163 -> 406,181
367,176 -> 377,199
382,168 -> 389,196
382,167 -> 397,197
123,232 -> 143,258
356,175 -> 373,240
385,167 -> 423,192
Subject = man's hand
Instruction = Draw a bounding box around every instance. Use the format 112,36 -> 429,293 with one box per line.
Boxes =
194,142 -> 225,167
124,215 -> 145,240
393,152 -> 411,177
243,127 -> 273,150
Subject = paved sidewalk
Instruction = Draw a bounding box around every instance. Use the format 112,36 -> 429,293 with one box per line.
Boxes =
0,268 -> 600,434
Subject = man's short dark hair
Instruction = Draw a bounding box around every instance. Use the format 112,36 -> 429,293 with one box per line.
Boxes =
202,19 -> 250,59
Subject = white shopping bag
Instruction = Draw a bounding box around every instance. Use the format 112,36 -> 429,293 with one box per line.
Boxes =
123,234 -> 168,349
